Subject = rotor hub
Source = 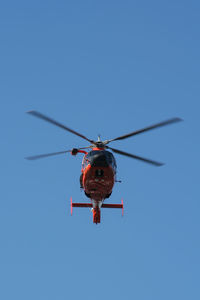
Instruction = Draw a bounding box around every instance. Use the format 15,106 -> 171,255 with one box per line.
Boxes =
93,141 -> 105,148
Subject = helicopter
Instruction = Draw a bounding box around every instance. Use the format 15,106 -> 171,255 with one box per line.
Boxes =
26,110 -> 182,224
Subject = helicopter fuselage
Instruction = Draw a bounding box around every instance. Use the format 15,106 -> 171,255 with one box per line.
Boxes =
81,148 -> 117,201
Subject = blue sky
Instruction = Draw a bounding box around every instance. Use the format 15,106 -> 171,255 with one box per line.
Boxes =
1,1 -> 200,299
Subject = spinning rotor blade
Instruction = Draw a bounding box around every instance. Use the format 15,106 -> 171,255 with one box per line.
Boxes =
25,150 -> 71,160
107,117 -> 182,143
107,146 -> 164,166
25,147 -> 90,160
27,110 -> 94,143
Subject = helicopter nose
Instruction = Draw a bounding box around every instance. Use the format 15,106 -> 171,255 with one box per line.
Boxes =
90,153 -> 109,167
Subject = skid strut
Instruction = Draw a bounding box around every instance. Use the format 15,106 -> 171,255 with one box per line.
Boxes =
70,198 -> 123,224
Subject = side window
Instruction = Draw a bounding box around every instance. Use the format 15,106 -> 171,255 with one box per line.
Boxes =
82,154 -> 90,170
106,152 -> 117,172
112,156 -> 117,173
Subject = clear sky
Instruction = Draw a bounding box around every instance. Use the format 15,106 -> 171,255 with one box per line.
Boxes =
1,1 -> 200,299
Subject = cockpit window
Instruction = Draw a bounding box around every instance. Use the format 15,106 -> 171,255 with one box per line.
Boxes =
82,150 -> 116,171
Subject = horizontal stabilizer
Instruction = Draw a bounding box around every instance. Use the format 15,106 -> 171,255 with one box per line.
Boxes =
70,198 -> 92,215
102,200 -> 124,216
102,203 -> 123,209
70,198 -> 124,216
72,203 -> 92,208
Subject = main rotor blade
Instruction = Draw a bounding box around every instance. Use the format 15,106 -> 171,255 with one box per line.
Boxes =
25,150 -> 71,160
27,110 -> 94,143
107,117 -> 182,143
107,146 -> 164,166
25,147 -> 90,160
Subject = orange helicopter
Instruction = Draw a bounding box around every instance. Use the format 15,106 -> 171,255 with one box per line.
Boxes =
26,111 -> 182,224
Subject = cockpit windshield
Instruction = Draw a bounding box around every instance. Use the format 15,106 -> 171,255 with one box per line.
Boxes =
82,150 -> 117,171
